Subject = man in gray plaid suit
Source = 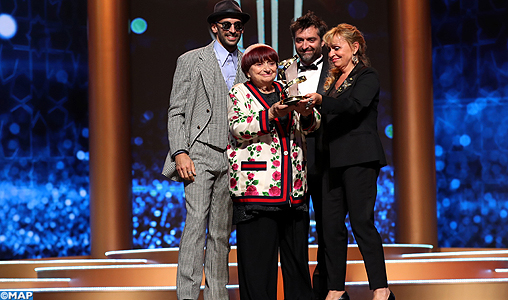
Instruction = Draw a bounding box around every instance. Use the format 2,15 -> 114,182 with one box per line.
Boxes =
162,1 -> 249,299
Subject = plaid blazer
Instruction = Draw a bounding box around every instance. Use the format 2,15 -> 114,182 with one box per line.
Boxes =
162,41 -> 247,181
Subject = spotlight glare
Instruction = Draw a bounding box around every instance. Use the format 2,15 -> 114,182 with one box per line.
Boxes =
384,124 -> 393,139
0,14 -> 17,39
131,18 -> 147,34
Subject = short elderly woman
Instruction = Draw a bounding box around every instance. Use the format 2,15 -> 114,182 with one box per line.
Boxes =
227,43 -> 320,300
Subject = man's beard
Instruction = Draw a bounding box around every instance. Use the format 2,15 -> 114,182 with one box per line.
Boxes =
298,50 -> 319,65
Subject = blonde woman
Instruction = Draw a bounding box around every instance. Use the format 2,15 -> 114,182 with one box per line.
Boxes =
305,24 -> 394,300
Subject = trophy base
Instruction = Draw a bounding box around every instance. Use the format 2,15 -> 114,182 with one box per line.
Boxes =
282,96 -> 305,106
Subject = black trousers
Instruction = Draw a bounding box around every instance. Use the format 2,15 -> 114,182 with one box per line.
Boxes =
317,163 -> 388,291
236,209 -> 313,300
307,174 -> 327,300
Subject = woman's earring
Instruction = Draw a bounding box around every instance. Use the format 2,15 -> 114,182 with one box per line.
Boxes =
352,53 -> 359,65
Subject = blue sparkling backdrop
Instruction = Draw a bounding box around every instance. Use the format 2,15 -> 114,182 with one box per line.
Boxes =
431,0 -> 508,247
0,0 -> 90,259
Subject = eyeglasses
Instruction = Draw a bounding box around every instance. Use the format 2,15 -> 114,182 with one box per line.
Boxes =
215,21 -> 244,32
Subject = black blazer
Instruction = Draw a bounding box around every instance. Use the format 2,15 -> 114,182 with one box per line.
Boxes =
312,62 -> 386,171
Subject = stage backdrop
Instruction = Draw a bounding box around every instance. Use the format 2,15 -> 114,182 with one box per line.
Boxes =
0,0 -> 90,259
431,0 -> 508,247
1,0 -> 507,260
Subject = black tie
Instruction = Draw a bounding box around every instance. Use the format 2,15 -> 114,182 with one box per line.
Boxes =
298,64 -> 318,71
298,57 -> 323,72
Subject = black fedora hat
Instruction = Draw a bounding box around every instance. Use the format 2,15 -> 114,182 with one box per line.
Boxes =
207,0 -> 250,24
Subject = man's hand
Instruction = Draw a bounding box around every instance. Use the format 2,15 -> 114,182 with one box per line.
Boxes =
175,153 -> 196,182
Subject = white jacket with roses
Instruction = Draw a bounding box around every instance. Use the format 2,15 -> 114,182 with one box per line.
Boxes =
226,81 -> 321,206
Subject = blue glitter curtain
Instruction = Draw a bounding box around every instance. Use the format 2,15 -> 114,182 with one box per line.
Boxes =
431,0 -> 508,247
0,0 -> 90,259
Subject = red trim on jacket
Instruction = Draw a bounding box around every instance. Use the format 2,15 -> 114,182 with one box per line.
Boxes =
240,81 -> 296,206
241,161 -> 267,171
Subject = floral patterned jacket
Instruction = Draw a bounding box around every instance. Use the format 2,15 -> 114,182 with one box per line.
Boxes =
227,81 -> 321,206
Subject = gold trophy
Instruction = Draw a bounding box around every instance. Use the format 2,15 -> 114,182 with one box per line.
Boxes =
278,55 -> 307,105
278,55 -> 299,79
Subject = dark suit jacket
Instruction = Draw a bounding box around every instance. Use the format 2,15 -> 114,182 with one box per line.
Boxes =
312,62 -> 386,171
305,53 -> 329,175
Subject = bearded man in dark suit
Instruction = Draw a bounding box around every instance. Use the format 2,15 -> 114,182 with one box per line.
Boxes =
162,1 -> 249,299
288,11 -> 329,300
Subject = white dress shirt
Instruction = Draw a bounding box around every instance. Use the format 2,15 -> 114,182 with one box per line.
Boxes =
297,55 -> 324,95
